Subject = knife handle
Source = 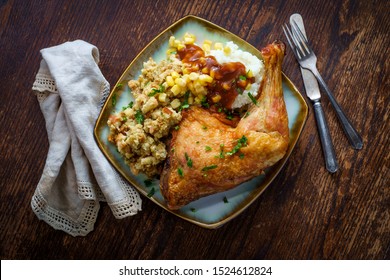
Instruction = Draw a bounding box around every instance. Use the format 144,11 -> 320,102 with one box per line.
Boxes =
310,68 -> 363,150
313,100 -> 339,173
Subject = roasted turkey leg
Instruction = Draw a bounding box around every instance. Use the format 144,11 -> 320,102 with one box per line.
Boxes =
160,41 -> 289,210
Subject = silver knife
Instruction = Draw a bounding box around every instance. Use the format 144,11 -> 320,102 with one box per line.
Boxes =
290,14 -> 338,173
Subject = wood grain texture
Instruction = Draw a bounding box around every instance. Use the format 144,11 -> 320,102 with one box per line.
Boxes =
0,0 -> 388,260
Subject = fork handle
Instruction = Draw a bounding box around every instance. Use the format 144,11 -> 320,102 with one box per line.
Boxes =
313,100 -> 339,173
310,68 -> 363,150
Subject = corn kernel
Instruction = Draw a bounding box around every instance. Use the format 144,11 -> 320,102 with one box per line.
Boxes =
158,93 -> 167,103
183,67 -> 191,74
189,72 -> 199,81
193,80 -> 202,88
184,32 -> 195,40
166,76 -> 175,87
209,68 -> 216,78
169,36 -> 176,47
191,64 -> 199,71
195,95 -> 205,104
204,39 -> 212,45
166,48 -> 177,55
199,57 -> 206,65
212,94 -> 221,103
175,77 -> 186,88
187,82 -> 194,92
171,71 -> 180,79
222,82 -> 231,90
199,74 -> 213,84
202,43 -> 211,53
194,84 -> 206,95
247,69 -> 253,78
246,83 -> 252,90
170,98 -> 181,109
182,74 -> 190,83
177,44 -> 185,51
237,79 -> 247,88
171,85 -> 181,96
214,42 -> 223,50
224,46 -> 231,55
184,37 -> 195,45
174,39 -> 181,46
201,67 -> 209,74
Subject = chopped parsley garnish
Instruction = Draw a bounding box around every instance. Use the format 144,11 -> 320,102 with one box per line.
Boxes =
135,109 -> 144,124
223,108 -> 235,121
223,196 -> 229,203
178,167 -> 184,177
237,88 -> 243,95
144,179 -> 153,188
174,125 -> 180,130
147,187 -> 155,197
122,116 -> 127,121
116,83 -> 123,89
218,144 -> 225,159
201,96 -> 210,108
243,111 -> 250,118
180,91 -> 190,111
148,84 -> 165,97
248,92 -> 258,106
201,164 -> 218,171
185,153 -> 193,168
181,103 -> 190,110
239,75 -> 247,81
112,93 -> 117,106
226,135 -> 248,156
202,125 -> 207,130
205,146 -> 212,152
122,101 -> 134,110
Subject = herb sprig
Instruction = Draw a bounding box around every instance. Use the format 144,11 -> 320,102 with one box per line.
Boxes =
226,135 -> 248,156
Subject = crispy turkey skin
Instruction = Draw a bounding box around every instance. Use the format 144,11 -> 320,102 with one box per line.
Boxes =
160,41 -> 289,210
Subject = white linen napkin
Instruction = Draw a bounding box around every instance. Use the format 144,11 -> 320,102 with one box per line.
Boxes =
31,40 -> 142,236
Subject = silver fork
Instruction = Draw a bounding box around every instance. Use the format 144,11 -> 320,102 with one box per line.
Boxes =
283,20 -> 363,150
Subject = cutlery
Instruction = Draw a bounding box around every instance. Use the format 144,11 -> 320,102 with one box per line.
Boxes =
283,15 -> 338,173
283,16 -> 363,150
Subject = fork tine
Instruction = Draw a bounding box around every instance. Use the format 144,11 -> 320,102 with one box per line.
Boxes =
282,24 -> 299,58
291,20 -> 310,55
283,23 -> 304,59
291,20 -> 309,44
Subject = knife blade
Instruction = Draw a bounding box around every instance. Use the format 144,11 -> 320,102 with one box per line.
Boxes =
289,13 -> 338,173
290,14 -> 321,101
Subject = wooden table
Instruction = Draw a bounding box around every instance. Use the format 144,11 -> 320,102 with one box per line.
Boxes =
1,0 -> 388,260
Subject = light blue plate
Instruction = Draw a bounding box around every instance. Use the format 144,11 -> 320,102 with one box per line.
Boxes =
94,15 -> 308,228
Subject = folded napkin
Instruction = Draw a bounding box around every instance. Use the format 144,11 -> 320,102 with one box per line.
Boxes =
31,40 -> 142,236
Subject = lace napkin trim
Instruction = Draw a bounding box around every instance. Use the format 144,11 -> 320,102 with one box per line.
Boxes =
33,73 -> 58,97
31,188 -> 99,237
109,171 -> 142,218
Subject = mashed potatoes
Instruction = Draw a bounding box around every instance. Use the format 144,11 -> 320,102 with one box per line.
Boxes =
108,33 -> 265,177
210,41 -> 264,108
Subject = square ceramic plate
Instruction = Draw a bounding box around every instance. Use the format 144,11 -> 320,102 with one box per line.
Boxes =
94,15 -> 308,229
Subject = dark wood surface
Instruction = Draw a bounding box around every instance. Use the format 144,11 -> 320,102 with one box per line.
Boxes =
1,0 -> 388,260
